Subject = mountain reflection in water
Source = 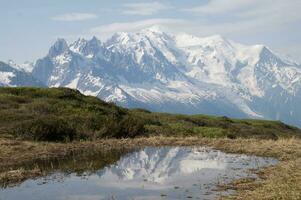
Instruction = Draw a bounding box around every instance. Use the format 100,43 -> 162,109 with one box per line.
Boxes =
0,146 -> 277,200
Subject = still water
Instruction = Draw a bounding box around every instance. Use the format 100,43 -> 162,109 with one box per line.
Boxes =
0,146 -> 277,200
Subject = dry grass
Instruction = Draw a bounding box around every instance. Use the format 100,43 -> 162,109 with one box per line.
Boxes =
0,137 -> 300,199
217,138 -> 301,200
0,168 -> 43,187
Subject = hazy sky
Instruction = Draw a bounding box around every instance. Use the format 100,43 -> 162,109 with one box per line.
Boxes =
1,0 -> 300,63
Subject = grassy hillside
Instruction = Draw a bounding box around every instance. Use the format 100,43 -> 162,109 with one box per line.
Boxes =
0,87 -> 300,142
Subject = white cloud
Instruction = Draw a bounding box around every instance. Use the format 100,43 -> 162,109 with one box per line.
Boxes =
123,2 -> 171,16
183,0 -> 301,35
51,12 -> 98,22
185,0 -> 254,14
90,18 -> 186,38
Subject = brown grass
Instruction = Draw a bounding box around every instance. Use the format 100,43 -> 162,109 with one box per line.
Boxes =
0,168 -> 43,187
0,137 -> 300,199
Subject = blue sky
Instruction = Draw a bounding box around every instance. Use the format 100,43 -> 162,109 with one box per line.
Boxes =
0,0 -> 300,63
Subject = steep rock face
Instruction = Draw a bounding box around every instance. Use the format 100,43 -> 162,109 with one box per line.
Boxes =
27,26 -> 301,126
250,48 -> 301,125
0,61 -> 44,87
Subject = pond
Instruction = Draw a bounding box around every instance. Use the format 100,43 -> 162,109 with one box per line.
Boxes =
0,146 -> 278,200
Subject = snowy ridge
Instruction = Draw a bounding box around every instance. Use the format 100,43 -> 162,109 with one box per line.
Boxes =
7,60 -> 34,73
2,26 -> 301,127
0,61 -> 43,87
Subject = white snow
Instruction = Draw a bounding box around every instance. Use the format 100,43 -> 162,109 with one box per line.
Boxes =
103,86 -> 127,102
54,53 -> 71,65
64,74 -> 80,89
69,38 -> 87,54
0,72 -> 15,85
7,60 -> 34,73
20,62 -> 34,73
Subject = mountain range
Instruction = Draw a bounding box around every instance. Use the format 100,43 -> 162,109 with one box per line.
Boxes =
1,26 -> 301,127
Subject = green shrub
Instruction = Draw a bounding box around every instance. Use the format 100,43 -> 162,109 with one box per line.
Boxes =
119,115 -> 146,137
25,101 -> 56,115
193,127 -> 227,138
144,124 -> 172,136
99,115 -> 147,138
15,116 -> 77,142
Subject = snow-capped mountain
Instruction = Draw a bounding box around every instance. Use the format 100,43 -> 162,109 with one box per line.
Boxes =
2,26 -> 301,126
7,60 -> 35,73
0,61 -> 43,87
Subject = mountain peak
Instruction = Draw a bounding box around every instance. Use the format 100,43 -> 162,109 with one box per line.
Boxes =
88,36 -> 101,45
91,35 -> 99,41
53,38 -> 68,47
7,59 -> 18,68
69,38 -> 88,53
5,60 -> 34,72
175,33 -> 230,49
107,32 -> 132,46
48,38 -> 68,57
257,45 -> 296,66
73,37 -> 88,45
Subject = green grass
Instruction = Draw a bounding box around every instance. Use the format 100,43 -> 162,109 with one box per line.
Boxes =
0,87 -> 300,142
0,87 -> 148,141
192,127 -> 227,138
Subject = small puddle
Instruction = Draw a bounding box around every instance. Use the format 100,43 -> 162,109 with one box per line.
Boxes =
0,146 -> 277,200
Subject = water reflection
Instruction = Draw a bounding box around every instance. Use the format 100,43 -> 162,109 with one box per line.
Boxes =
0,147 -> 277,200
